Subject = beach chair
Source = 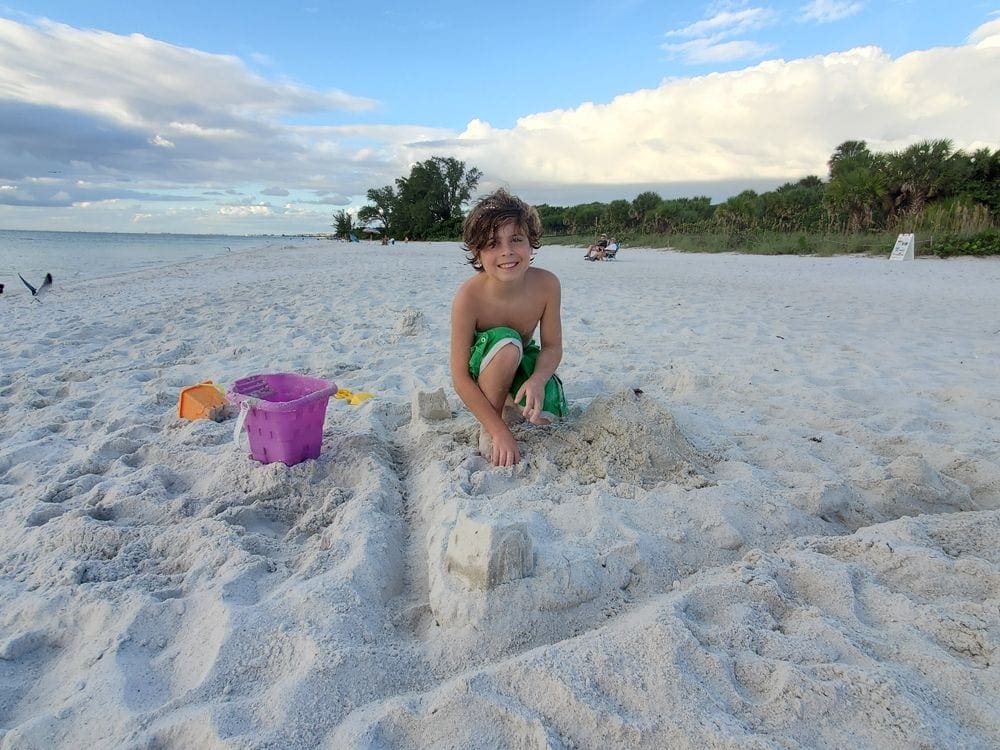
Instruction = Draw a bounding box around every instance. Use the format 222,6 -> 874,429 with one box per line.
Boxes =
603,241 -> 620,260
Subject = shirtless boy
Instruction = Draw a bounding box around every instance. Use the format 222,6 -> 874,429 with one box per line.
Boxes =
450,189 -> 567,467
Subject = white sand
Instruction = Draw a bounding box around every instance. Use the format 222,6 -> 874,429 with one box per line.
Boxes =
1,242 -> 998,748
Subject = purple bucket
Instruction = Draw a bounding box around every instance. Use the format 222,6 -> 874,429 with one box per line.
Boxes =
228,373 -> 336,466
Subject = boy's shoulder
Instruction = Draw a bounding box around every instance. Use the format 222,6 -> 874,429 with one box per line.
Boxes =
454,272 -> 485,297
526,265 -> 560,287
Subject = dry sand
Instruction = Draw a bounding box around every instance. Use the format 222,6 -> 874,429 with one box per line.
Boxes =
1,242 -> 998,748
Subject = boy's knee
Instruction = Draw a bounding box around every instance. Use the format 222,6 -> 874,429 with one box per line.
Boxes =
483,342 -> 521,373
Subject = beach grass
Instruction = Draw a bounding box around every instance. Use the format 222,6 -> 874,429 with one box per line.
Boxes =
545,229 -> 1000,257
543,230 -> 903,256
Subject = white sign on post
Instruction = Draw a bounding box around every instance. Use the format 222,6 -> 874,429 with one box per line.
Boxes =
890,233 -> 915,261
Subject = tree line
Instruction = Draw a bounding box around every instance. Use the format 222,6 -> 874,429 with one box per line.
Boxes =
335,140 -> 999,253
537,140 -> 998,239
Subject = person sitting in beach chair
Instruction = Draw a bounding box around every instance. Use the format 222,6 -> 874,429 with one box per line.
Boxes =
584,234 -> 608,260
585,237 -> 619,261
601,238 -> 620,260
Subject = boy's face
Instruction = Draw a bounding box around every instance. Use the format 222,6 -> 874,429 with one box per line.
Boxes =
477,221 -> 531,279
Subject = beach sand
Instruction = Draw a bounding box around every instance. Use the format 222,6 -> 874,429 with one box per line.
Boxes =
1,242 -> 998,748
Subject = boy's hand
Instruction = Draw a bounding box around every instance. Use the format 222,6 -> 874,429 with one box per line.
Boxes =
514,378 -> 547,424
489,425 -> 520,466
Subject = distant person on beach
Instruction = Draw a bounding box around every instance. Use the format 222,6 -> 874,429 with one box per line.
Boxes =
586,236 -> 618,261
451,188 -> 568,467
584,233 -> 609,260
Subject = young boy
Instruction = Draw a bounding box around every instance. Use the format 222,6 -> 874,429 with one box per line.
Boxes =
450,189 -> 568,467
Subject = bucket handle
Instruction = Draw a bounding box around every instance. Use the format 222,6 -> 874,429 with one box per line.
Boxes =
232,399 -> 257,451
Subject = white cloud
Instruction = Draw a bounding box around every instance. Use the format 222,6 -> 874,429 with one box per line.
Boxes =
666,8 -> 777,38
800,0 -> 865,23
424,28 -> 1000,196
0,18 -> 377,124
665,38 -> 775,64
663,6 -> 778,64
219,205 -> 272,217
0,16 -> 385,195
969,17 -> 1000,48
0,16 -> 443,217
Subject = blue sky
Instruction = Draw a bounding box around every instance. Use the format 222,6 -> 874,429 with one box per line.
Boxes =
1,1 -> 998,234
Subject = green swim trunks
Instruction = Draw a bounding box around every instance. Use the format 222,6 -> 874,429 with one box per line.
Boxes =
468,326 -> 568,421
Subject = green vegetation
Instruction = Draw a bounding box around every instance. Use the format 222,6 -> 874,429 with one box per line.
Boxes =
542,231 -> 901,256
343,141 -> 1000,256
331,209 -> 354,239
352,156 -> 482,240
924,229 -> 1000,258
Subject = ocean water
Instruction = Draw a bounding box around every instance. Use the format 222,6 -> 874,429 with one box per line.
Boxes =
0,230 -> 316,287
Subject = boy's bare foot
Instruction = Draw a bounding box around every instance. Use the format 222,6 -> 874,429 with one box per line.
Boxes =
479,427 -> 493,459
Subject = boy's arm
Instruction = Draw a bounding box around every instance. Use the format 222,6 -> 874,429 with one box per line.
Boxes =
534,272 -> 563,381
450,289 -> 518,451
514,273 -> 562,420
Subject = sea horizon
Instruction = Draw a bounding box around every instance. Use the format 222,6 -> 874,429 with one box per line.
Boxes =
0,227 -> 330,238
0,229 -> 331,284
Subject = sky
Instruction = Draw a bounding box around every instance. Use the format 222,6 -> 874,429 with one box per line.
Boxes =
0,0 -> 998,235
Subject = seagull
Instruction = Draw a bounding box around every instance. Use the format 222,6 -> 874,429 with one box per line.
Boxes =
18,272 -> 53,300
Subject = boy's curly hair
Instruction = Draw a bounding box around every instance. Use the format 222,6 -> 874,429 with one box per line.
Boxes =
462,188 -> 543,270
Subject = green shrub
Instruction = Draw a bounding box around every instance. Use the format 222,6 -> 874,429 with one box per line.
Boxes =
926,230 -> 1000,257
544,230 -> 1000,257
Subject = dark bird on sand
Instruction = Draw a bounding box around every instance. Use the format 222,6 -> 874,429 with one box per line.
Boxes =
19,272 -> 53,299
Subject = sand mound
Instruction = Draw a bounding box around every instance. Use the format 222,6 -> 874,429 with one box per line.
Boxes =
546,390 -> 708,487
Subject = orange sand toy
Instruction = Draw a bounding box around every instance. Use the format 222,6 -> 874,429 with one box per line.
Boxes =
178,381 -> 227,420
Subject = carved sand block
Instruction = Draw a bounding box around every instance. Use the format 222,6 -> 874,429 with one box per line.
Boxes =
445,511 -> 535,590
412,388 -> 452,421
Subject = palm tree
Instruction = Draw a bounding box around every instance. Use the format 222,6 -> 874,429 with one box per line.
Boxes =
332,209 -> 354,239
824,141 -> 885,232
630,191 -> 662,233
824,167 -> 885,232
883,139 -> 956,226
